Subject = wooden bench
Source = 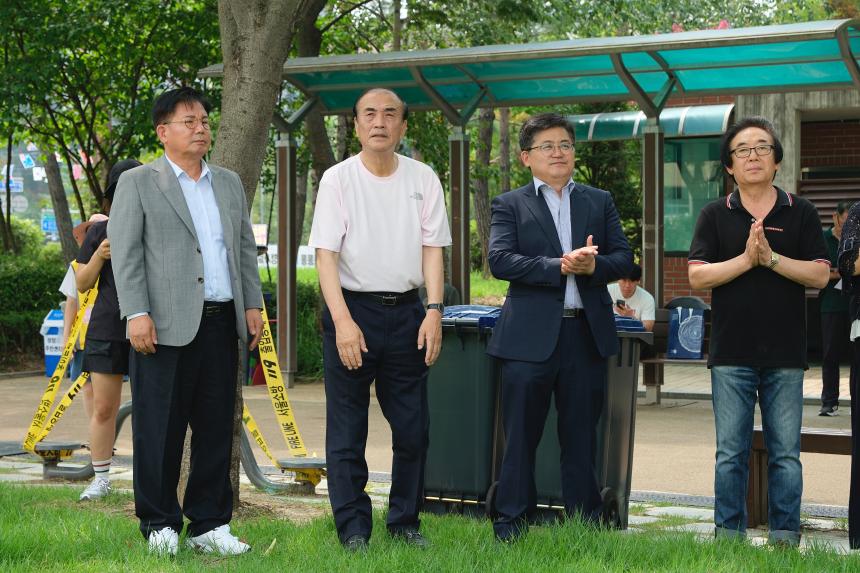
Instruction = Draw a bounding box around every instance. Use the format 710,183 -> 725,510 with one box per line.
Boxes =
640,307 -> 710,403
746,425 -> 852,528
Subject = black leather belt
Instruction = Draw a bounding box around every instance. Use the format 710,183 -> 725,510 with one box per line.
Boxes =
562,308 -> 584,318
343,289 -> 419,306
203,300 -> 233,316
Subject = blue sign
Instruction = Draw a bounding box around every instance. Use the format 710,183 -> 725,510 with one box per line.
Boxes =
41,211 -> 57,234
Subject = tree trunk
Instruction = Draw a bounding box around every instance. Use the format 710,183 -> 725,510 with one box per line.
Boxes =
392,0 -> 402,51
184,0 -> 307,511
3,133 -> 17,253
474,108 -> 494,278
295,162 -> 308,246
44,152 -> 77,263
211,0 -> 307,207
499,108 -> 511,193
336,115 -> 353,161
61,150 -> 88,222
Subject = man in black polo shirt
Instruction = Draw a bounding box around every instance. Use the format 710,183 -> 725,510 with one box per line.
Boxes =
688,116 -> 829,546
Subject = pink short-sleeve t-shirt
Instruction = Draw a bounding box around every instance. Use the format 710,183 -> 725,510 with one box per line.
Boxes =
309,153 -> 452,292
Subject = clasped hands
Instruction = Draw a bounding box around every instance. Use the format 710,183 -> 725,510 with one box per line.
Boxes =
561,235 -> 597,275
745,219 -> 776,268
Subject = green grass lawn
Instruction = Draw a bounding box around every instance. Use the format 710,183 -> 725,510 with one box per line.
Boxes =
262,267 -> 510,304
1,482 -> 857,572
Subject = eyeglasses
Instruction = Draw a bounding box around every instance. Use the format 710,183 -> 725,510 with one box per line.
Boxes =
730,144 -> 774,158
524,142 -> 574,156
162,117 -> 210,130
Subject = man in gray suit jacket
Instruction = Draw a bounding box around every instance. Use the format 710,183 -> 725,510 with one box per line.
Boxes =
108,87 -> 263,557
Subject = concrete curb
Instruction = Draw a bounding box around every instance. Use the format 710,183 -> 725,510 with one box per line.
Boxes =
0,370 -> 42,380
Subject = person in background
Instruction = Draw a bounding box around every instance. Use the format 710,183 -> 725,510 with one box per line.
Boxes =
58,215 -> 109,421
75,159 -> 141,501
607,263 -> 655,331
819,201 -> 852,416
836,200 -> 860,551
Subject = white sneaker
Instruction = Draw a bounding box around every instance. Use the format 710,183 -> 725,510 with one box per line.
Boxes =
148,527 -> 179,556
186,524 -> 250,555
79,477 -> 111,501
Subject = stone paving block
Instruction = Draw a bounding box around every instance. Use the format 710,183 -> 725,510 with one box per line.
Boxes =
801,531 -> 852,554
801,517 -> 842,531
0,460 -> 41,470
627,515 -> 662,525
665,522 -> 716,536
0,473 -> 38,482
644,506 -> 714,521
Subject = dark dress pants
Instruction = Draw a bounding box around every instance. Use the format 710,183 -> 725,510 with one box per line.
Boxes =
322,295 -> 429,543
821,311 -> 849,407
130,303 -> 238,539
849,340 -> 860,549
493,315 -> 607,540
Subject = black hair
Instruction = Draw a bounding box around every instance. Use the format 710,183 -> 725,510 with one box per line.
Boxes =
352,88 -> 409,121
625,263 -> 642,282
837,201 -> 854,215
719,116 -> 784,169
519,113 -> 576,151
151,87 -> 212,129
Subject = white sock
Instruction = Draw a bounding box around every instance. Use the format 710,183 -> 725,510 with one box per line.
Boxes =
92,458 -> 111,481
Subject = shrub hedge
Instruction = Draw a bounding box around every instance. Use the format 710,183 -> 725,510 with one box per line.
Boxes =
0,255 -> 67,360
261,280 -> 323,378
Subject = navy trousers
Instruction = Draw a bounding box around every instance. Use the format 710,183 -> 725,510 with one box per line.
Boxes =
849,340 -> 860,549
130,302 -> 238,539
321,293 -> 429,543
493,315 -> 607,540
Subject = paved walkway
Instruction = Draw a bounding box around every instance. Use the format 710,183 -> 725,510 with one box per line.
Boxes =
0,363 -> 856,554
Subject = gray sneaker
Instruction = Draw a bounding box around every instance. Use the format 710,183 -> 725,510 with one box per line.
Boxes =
79,477 -> 111,501
819,404 -> 839,417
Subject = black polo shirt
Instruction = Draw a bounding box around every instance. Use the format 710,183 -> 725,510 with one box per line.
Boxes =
688,188 -> 828,369
77,220 -> 126,341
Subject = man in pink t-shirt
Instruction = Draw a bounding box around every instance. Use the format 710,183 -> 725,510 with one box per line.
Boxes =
309,88 -> 451,551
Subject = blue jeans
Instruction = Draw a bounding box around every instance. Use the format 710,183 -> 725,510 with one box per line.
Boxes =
711,366 -> 803,545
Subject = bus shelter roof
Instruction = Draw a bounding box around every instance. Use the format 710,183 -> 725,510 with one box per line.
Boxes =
200,19 -> 860,121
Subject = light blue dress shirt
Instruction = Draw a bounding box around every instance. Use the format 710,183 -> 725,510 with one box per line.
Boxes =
165,155 -> 233,302
534,177 -> 583,310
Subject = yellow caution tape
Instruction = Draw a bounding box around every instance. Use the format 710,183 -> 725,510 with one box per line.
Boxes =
242,404 -> 321,485
257,307 -> 309,457
70,261 -> 91,349
22,272 -> 99,452
241,307 -> 322,485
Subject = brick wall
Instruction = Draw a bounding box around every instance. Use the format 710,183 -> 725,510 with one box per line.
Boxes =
661,256 -> 712,304
801,120 -> 860,169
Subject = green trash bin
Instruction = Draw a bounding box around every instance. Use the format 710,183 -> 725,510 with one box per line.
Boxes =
489,327 -> 652,529
423,305 -> 501,517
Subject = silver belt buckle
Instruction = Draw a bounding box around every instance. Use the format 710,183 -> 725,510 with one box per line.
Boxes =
381,295 -> 397,306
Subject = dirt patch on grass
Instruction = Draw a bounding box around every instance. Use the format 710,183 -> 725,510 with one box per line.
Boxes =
233,490 -> 328,524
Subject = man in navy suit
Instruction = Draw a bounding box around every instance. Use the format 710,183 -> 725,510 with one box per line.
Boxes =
487,112 -> 632,541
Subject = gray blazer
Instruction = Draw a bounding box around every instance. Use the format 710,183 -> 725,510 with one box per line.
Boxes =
108,155 -> 263,347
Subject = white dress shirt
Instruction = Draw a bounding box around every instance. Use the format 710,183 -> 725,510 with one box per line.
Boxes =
164,155 -> 233,302
534,176 -> 584,309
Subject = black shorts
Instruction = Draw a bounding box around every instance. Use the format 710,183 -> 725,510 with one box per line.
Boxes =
82,338 -> 131,375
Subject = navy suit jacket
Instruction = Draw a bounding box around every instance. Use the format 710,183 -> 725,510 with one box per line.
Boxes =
486,181 -> 633,362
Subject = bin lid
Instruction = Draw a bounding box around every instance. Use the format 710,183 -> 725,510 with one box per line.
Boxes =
442,305 -> 501,328
40,308 -> 64,335
614,315 -> 646,332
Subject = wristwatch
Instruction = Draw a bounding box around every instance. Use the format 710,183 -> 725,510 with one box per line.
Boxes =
426,303 -> 444,313
768,251 -> 780,270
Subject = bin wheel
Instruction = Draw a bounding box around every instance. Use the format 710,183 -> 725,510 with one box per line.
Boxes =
485,480 -> 500,520
601,487 -> 621,529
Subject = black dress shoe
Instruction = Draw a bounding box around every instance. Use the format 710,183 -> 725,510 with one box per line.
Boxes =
343,534 -> 369,552
392,528 -> 430,548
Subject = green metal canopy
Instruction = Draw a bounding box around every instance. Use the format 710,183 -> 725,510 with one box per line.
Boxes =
569,104 -> 734,141
200,19 -> 860,122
